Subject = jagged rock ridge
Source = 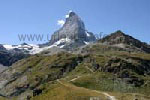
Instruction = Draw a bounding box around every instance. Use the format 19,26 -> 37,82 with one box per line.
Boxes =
99,30 -> 150,53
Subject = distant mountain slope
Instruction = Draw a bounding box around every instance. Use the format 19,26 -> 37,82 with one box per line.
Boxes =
99,30 -> 150,53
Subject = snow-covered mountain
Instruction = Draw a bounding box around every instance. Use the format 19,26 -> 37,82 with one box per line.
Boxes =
3,43 -> 40,54
2,38 -> 72,54
1,38 -> 72,54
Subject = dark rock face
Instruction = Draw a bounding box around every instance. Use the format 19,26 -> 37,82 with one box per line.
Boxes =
103,57 -> 147,75
0,48 -> 29,66
100,57 -> 150,87
0,45 -> 6,51
99,30 -> 150,53
0,43 -> 30,66
33,89 -> 42,96
49,12 -> 96,46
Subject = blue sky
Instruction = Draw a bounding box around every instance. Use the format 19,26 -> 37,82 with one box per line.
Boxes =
0,0 -> 150,44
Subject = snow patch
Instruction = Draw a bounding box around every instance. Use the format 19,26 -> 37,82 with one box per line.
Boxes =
84,41 -> 90,45
3,45 -> 14,50
29,38 -> 71,54
54,38 -> 71,45
3,44 -> 34,50
86,31 -> 91,37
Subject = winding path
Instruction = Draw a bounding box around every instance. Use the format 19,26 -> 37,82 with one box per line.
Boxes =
57,79 -> 117,100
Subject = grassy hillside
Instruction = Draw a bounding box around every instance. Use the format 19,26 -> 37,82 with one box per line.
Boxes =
0,43 -> 150,100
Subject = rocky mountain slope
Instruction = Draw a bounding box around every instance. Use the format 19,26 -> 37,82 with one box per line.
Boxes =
99,30 -> 150,53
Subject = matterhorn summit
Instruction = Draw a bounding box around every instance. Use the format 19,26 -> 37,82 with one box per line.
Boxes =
49,11 -> 96,49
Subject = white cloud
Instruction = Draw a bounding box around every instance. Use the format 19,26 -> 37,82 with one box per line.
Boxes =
57,20 -> 65,27
65,14 -> 69,18
57,10 -> 73,26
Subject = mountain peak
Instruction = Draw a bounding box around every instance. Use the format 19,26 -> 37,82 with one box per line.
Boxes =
49,12 -> 96,48
65,11 -> 76,18
64,11 -> 83,27
106,30 -> 126,38
68,11 -> 76,17
21,42 -> 28,46
114,30 -> 125,35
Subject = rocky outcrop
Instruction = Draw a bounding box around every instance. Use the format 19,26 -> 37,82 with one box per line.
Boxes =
0,65 -> 7,73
